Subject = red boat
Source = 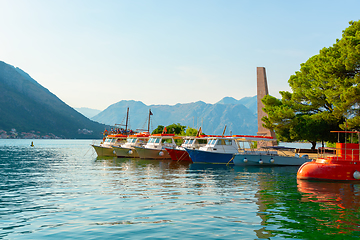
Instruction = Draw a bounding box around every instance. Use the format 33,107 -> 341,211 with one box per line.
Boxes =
166,147 -> 192,161
297,131 -> 360,181
165,136 -> 208,161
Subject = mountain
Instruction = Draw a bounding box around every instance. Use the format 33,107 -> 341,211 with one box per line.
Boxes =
75,107 -> 102,119
216,96 -> 257,114
0,61 -> 106,139
92,99 -> 257,135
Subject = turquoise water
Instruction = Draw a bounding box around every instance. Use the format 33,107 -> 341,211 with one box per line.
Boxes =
1,139 -> 360,239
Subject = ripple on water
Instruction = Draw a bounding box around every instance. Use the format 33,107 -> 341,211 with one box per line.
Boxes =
1,140 -> 360,239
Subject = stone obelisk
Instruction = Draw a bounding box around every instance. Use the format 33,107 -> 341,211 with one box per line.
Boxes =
257,67 -> 277,145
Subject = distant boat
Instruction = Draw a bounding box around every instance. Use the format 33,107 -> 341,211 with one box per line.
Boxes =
165,135 -> 208,161
297,131 -> 360,181
134,133 -> 178,159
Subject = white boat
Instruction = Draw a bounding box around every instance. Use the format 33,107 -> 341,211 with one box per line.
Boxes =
112,132 -> 150,158
133,134 -> 178,159
232,136 -> 311,166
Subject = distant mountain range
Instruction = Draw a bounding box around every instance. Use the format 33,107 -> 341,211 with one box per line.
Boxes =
0,61 -> 106,139
0,59 -> 259,138
90,97 -> 258,135
75,107 -> 102,119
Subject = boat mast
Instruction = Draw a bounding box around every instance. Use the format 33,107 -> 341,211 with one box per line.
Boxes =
222,125 -> 227,136
125,107 -> 129,134
147,109 -> 152,133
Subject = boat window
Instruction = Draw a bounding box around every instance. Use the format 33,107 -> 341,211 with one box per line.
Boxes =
197,139 -> 207,145
155,138 -> 161,143
189,139 -> 195,145
217,139 -> 226,145
208,139 -> 216,145
183,140 -> 189,144
225,140 -> 233,145
105,138 -> 111,143
148,138 -> 155,143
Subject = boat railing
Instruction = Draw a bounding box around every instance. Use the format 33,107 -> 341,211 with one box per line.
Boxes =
238,148 -> 279,156
318,146 -> 360,161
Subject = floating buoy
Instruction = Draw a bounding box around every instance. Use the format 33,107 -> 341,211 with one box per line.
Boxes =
30,141 -> 34,147
128,150 -> 133,155
353,171 -> 360,180
259,160 -> 263,164
270,158 -> 274,163
159,151 -> 164,156
243,158 -> 248,163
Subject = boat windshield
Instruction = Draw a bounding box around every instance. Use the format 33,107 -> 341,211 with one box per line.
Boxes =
126,138 -> 137,143
188,139 -> 195,145
148,137 -> 161,143
217,139 -> 233,146
208,139 -> 217,145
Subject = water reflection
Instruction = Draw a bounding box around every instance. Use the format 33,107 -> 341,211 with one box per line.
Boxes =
298,180 -> 360,234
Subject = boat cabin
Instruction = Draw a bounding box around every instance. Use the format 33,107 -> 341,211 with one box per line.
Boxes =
121,132 -> 150,148
144,134 -> 177,149
181,136 -> 208,150
198,136 -> 238,153
102,134 -> 128,146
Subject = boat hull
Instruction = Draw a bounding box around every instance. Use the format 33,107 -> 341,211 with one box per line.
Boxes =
233,154 -> 310,166
185,148 -> 234,164
112,146 -> 139,158
297,160 -> 360,181
134,146 -> 171,160
165,148 -> 192,161
92,144 -> 116,157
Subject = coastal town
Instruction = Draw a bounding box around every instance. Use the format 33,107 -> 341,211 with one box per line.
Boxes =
0,128 -> 93,139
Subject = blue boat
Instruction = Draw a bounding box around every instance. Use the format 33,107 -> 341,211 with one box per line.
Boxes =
186,148 -> 235,164
185,136 -> 239,164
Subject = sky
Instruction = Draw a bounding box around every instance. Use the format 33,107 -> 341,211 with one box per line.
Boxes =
1,0 -> 359,110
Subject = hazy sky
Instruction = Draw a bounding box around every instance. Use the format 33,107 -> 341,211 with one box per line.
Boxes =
1,0 -> 359,110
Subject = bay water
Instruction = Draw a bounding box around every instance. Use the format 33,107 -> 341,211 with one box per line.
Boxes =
1,139 -> 360,239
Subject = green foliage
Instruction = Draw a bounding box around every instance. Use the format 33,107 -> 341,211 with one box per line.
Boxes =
152,125 -> 164,134
166,123 -> 186,135
152,123 -> 188,135
262,20 -> 360,149
151,124 -> 199,145
184,127 -> 200,136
